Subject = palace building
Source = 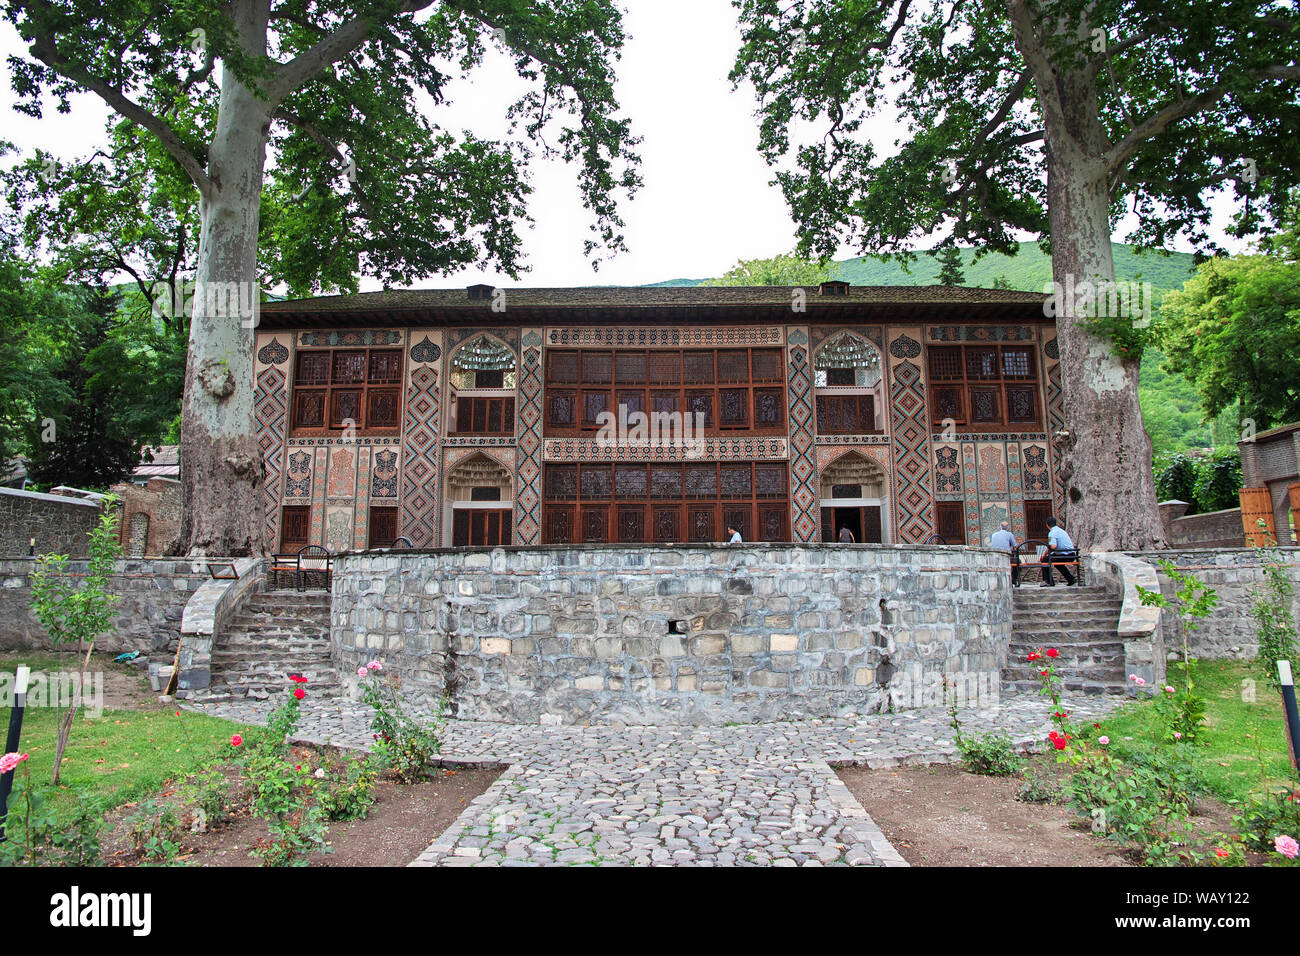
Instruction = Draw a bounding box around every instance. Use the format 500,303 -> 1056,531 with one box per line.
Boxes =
253,283 -> 1067,553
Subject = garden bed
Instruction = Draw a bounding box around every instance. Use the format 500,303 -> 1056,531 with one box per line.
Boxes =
838,753 -> 1269,867
99,751 -> 499,867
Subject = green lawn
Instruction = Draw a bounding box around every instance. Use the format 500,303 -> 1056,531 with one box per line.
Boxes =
1101,659 -> 1297,803
1,653 -> 246,826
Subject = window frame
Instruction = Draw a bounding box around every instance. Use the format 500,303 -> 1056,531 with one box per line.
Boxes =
289,347 -> 403,436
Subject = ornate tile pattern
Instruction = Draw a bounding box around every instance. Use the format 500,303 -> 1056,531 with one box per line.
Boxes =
542,438 -> 789,462
811,325 -> 883,349
546,327 -> 783,347
928,326 -> 1036,342
786,329 -> 818,542
1022,443 -> 1052,497
298,330 -> 401,347
813,434 -> 891,446
284,449 -> 312,501
515,329 -> 544,546
1007,442 -> 1027,540
371,449 -> 399,498
934,444 -> 961,494
254,342 -> 290,551
400,331 -> 442,547
977,443 -> 1008,495
353,446 -> 371,550
961,442 -> 980,546
309,448 -> 327,544
885,330 -> 934,543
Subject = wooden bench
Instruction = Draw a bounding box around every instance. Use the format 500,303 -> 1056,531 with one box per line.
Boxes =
1012,539 -> 1084,586
267,546 -> 333,591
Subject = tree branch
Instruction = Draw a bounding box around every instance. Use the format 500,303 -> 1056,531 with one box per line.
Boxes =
264,1 -> 436,106
271,107 -> 376,218
22,28 -> 214,197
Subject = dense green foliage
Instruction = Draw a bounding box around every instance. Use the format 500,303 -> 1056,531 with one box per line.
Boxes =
700,254 -> 839,287
1157,204 -> 1300,431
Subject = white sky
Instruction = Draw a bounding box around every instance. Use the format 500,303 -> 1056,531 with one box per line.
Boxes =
0,0 -> 1245,291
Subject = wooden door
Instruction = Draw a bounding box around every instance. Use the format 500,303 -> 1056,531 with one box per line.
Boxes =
281,506 -> 310,550
1241,487 -> 1276,546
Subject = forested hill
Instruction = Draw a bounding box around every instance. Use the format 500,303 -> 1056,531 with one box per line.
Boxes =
646,242 -> 1198,293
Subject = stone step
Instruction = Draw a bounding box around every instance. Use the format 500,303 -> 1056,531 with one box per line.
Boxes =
230,613 -> 329,630
1012,616 -> 1120,631
1001,678 -> 1129,696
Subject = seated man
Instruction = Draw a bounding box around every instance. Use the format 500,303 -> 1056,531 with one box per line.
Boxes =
1043,516 -> 1078,586
726,524 -> 743,545
989,520 -> 1020,586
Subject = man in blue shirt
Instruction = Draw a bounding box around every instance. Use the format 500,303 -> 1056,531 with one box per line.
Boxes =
989,521 -> 1020,586
1043,516 -> 1078,586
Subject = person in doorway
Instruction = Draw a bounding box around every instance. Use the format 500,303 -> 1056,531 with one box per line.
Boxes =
989,520 -> 1020,586
1043,516 -> 1078,586
726,524 -> 743,545
838,526 -> 856,544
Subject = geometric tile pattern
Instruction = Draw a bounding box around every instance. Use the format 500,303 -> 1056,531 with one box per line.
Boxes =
542,438 -> 789,462
1007,442 -> 1026,540
786,330 -> 818,543
515,329 -> 544,546
254,362 -> 288,552
961,442 -> 980,546
400,353 -> 441,547
546,327 -> 784,348
885,330 -> 934,543
929,325 -> 1035,342
934,444 -> 961,495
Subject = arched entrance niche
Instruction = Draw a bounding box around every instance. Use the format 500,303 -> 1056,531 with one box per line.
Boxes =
818,451 -> 890,543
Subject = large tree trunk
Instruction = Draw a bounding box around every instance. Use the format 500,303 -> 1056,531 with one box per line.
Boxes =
1042,55 -> 1167,552
179,0 -> 272,557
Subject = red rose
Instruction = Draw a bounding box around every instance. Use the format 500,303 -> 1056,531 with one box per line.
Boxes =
289,675 -> 308,684
1040,670 -> 1050,677
1052,737 -> 1069,750
230,734 -> 243,747
1027,651 -> 1041,662
1045,648 -> 1059,658
293,687 -> 306,700
1214,849 -> 1230,859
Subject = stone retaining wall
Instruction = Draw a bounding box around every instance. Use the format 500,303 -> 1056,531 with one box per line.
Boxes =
0,557 -> 211,654
1125,548 -> 1300,660
331,544 -> 1012,725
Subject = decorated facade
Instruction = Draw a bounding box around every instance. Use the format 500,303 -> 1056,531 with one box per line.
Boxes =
254,283 -> 1067,552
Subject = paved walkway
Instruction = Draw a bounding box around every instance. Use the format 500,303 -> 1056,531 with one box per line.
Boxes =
185,694 -> 1122,866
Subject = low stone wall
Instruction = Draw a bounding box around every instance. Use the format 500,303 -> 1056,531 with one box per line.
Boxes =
0,487 -> 102,558
1158,502 -> 1245,549
177,557 -> 264,696
1125,548 -> 1300,660
331,544 -> 1012,725
0,557 -> 212,654
1083,552 -> 1165,690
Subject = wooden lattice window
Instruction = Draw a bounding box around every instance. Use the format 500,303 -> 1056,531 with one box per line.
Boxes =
291,348 -> 403,435
542,461 -> 790,544
543,348 -> 786,438
926,343 -> 1041,429
280,506 -> 310,550
369,507 -> 398,548
453,396 -> 515,435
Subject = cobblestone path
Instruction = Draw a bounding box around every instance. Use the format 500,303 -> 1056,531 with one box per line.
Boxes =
186,694 -> 1121,867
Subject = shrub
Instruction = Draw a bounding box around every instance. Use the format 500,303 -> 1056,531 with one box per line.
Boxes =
317,756 -> 380,822
1232,788 -> 1300,852
1155,451 -> 1200,511
1252,556 -> 1297,686
0,758 -> 104,866
358,662 -> 445,783
126,799 -> 184,863
1192,447 -> 1242,513
955,733 -> 1024,776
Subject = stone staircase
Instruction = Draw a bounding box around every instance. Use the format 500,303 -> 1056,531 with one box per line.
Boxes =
1002,585 -> 1128,696
199,590 -> 342,702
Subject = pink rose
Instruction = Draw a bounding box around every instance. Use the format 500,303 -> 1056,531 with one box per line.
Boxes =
367,661 -> 382,671
1164,685 -> 1175,694
1275,835 -> 1299,859
1098,736 -> 1110,745
0,752 -> 29,774
357,666 -> 368,677
1173,731 -> 1183,739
